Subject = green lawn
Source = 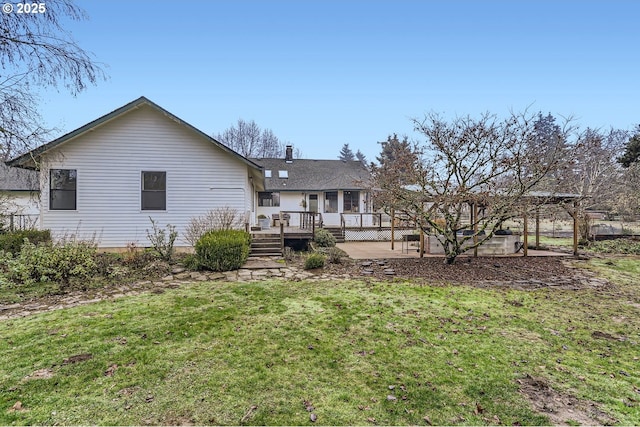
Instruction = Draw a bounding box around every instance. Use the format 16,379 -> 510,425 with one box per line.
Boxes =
1,259 -> 639,425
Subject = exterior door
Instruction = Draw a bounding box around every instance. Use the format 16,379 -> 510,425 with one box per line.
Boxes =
309,194 -> 318,212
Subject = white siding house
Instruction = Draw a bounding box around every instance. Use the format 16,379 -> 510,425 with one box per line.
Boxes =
252,147 -> 372,228
7,97 -> 264,248
0,164 -> 40,230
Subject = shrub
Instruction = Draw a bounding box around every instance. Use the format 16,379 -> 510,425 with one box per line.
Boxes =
0,229 -> 51,254
5,239 -> 97,288
195,230 -> 250,272
313,228 -> 336,247
326,246 -> 343,264
183,207 -> 245,246
586,238 -> 640,255
304,252 -> 325,270
146,217 -> 178,261
181,253 -> 201,271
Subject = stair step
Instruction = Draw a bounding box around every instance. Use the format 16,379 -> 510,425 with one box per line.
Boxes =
251,240 -> 280,247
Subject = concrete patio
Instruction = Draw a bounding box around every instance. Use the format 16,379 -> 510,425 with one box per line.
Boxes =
336,241 -> 570,260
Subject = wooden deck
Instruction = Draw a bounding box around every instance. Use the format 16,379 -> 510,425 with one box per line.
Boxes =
251,226 -> 314,239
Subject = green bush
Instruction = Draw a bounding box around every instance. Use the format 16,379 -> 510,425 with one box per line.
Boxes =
304,252 -> 325,270
313,228 -> 336,247
0,230 -> 51,254
4,239 -> 97,287
195,230 -> 250,272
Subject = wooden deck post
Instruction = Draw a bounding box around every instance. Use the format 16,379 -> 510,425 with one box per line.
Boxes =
280,222 -> 284,252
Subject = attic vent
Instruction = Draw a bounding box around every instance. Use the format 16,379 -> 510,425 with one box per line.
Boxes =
278,170 -> 288,179
265,169 -> 272,178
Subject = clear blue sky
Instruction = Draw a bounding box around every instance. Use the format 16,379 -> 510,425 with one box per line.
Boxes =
38,0 -> 639,162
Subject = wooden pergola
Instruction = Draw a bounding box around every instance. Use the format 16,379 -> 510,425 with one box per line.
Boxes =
390,191 -> 583,257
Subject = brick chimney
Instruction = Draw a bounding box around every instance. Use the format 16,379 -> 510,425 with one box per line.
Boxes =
285,145 -> 293,163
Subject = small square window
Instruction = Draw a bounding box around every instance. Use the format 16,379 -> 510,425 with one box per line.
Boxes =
265,170 -> 272,178
278,170 -> 288,178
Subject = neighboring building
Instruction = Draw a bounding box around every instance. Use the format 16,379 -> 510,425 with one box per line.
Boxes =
252,146 -> 372,228
0,163 -> 40,230
6,97 -> 264,248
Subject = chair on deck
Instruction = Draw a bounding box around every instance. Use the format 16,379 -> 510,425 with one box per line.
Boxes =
272,213 -> 290,227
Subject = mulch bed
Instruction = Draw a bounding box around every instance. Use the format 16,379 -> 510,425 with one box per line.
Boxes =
325,256 -> 578,283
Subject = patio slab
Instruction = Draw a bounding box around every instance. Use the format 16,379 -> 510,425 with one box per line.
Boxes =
336,241 -> 570,260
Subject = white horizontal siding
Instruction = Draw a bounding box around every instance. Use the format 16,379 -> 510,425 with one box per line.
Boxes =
41,105 -> 252,248
255,191 -> 370,227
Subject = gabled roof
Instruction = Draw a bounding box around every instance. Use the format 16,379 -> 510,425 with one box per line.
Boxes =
6,96 -> 263,172
0,163 -> 38,191
252,158 -> 371,191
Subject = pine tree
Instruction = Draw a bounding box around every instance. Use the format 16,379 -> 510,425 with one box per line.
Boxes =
338,143 -> 355,161
618,125 -> 640,167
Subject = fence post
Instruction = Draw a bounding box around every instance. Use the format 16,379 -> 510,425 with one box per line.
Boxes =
10,214 -> 15,232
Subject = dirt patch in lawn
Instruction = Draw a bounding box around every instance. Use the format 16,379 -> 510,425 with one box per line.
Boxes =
518,374 -> 617,426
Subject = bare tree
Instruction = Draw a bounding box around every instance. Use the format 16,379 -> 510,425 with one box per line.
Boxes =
215,118 -> 286,158
0,0 -> 105,160
557,128 -> 628,238
372,112 -> 570,264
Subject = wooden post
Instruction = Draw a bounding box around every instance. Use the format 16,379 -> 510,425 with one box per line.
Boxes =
573,201 -> 579,256
419,226 -> 424,258
523,208 -> 528,257
391,208 -> 395,250
535,207 -> 540,250
473,202 -> 478,258
280,222 -> 285,252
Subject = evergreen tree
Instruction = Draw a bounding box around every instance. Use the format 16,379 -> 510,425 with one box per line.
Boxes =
618,125 -> 640,167
338,143 -> 355,161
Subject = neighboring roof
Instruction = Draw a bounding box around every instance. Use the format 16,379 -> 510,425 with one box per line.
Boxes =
6,96 -> 263,172
0,163 -> 38,191
252,158 -> 371,191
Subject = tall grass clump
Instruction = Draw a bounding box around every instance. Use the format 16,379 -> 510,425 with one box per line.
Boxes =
195,230 -> 250,271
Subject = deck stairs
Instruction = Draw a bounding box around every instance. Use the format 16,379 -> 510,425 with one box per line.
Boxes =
324,227 -> 345,243
250,233 -> 282,257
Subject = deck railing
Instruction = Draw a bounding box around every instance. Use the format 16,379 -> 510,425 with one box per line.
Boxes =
275,210 -> 323,238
